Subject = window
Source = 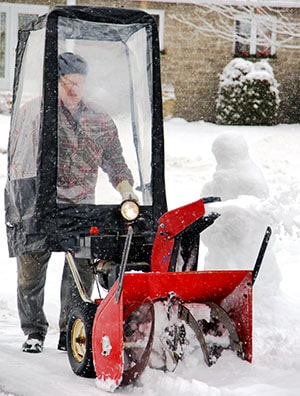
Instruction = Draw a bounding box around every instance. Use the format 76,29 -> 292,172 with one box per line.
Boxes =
9,28 -> 45,180
142,9 -> 165,52
0,3 -> 48,90
56,17 -> 153,205
234,13 -> 277,58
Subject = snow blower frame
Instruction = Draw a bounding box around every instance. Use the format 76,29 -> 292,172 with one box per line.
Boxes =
5,5 -> 272,393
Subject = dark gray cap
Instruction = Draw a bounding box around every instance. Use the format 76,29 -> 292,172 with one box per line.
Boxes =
58,52 -> 88,77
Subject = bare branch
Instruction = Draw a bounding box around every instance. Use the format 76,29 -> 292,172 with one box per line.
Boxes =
169,4 -> 300,50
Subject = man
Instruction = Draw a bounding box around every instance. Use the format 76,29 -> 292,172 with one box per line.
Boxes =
57,52 -> 136,204
19,52 -> 137,353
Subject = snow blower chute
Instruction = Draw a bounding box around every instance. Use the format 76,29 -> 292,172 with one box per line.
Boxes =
6,5 -> 272,392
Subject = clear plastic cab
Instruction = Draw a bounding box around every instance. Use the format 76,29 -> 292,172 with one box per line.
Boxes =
6,6 -> 166,256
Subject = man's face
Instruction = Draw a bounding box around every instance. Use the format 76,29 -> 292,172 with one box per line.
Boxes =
58,73 -> 85,110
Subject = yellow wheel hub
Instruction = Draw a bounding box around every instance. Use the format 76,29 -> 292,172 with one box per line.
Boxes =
71,318 -> 87,363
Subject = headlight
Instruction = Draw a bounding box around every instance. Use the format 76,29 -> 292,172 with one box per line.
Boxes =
120,200 -> 140,222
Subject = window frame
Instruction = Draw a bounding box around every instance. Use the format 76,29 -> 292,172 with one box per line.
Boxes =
0,4 -> 11,87
142,9 -> 165,52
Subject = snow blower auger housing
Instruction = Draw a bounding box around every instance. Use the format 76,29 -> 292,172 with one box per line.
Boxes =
5,5 -> 272,393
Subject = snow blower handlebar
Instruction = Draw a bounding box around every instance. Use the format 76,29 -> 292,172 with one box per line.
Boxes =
252,226 -> 272,285
151,197 -> 221,272
65,250 -> 94,303
115,225 -> 133,303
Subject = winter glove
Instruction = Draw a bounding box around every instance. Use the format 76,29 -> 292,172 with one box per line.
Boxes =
116,180 -> 139,202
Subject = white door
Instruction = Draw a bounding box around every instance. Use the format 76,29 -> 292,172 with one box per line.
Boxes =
0,3 -> 48,90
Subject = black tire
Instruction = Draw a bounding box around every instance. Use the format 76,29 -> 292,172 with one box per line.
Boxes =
67,302 -> 97,378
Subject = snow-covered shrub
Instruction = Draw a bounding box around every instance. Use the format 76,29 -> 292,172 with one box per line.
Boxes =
216,58 -> 280,125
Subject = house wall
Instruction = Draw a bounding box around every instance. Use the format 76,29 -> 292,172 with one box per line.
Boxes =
2,0 -> 300,123
271,8 -> 300,123
96,1 -> 300,123
84,0 -> 234,122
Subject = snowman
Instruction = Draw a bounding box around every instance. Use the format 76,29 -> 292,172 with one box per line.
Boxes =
202,133 -> 269,200
200,133 -> 281,293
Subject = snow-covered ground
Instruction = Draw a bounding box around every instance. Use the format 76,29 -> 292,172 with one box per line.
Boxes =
0,114 -> 300,395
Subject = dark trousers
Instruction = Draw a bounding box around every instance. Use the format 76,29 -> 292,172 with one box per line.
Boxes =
17,252 -> 94,338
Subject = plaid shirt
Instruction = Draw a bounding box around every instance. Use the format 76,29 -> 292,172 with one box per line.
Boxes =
57,100 -> 133,203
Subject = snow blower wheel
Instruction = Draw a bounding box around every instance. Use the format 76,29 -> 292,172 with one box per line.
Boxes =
67,302 -> 98,378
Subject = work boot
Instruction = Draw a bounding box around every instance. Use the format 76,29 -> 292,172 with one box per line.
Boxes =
57,331 -> 67,351
22,333 -> 45,353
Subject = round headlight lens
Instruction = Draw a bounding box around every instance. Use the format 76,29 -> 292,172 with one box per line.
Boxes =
120,200 -> 140,222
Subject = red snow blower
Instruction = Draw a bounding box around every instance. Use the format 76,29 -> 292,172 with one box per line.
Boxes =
65,197 -> 271,391
6,5 -> 271,392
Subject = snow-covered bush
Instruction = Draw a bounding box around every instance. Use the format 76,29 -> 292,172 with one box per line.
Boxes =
216,58 -> 280,125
